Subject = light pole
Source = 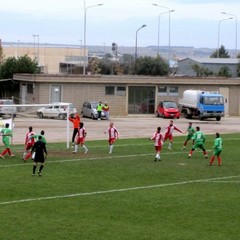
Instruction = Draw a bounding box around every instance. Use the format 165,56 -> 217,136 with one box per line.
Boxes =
156,10 -> 174,56
135,24 -> 147,61
152,4 -> 175,61
83,0 -> 103,75
217,17 -> 233,58
135,24 -> 147,73
221,12 -> 238,57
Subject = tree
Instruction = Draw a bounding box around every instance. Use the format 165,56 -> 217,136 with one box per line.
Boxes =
218,66 -> 231,77
192,64 -> 213,77
134,55 -> 169,76
0,55 -> 39,98
210,45 -> 230,58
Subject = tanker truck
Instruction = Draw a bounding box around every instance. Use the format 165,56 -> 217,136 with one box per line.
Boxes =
179,90 -> 225,121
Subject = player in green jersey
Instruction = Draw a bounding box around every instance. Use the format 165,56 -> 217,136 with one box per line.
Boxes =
182,122 -> 195,150
188,126 -> 208,159
209,132 -> 222,166
0,123 -> 14,158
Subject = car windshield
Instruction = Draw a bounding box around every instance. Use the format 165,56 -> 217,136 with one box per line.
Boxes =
163,102 -> 177,108
91,103 -> 98,109
203,96 -> 224,105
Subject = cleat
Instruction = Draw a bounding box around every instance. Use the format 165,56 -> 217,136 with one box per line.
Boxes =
154,158 -> 157,162
188,154 -> 191,159
181,146 -> 185,150
218,164 -> 222,166
168,147 -> 172,150
72,151 -> 77,154
32,173 -> 35,176
208,163 -> 212,166
10,154 -> 14,157
84,149 -> 88,154
38,171 -> 42,176
0,155 -> 5,159
205,155 -> 208,159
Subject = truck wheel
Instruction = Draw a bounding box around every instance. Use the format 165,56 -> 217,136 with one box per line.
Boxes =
216,117 -> 221,121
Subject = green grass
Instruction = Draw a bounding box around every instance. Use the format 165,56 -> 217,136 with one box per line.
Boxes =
1,134 -> 240,240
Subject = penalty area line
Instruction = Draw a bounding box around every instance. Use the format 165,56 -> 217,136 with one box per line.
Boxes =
1,175 -> 240,206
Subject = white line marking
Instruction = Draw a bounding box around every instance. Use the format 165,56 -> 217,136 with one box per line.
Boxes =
0,150 -> 212,168
1,175 -> 239,205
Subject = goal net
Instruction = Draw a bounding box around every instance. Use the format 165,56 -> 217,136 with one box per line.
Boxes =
0,103 -> 74,148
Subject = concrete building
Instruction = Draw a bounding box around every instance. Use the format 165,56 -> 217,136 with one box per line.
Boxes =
2,43 -> 86,74
13,74 -> 240,117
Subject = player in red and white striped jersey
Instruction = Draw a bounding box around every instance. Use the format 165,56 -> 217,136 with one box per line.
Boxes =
164,120 -> 183,150
73,122 -> 88,154
105,122 -> 119,154
150,126 -> 164,161
22,126 -> 35,161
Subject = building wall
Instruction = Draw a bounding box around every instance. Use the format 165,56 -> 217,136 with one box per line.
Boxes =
3,45 -> 85,74
14,74 -> 240,117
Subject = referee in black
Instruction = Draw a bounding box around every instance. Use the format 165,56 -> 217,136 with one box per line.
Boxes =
31,135 -> 47,176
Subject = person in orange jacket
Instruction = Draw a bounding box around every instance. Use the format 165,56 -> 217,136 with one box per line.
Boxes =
68,113 -> 80,146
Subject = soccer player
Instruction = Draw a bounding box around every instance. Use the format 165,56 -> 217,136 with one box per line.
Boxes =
182,122 -> 195,150
104,122 -> 119,154
32,130 -> 47,144
163,120 -> 183,150
188,126 -> 208,159
22,126 -> 35,162
68,113 -> 81,146
31,135 -> 47,176
73,122 -> 88,154
0,123 -> 14,158
150,126 -> 164,161
209,132 -> 222,166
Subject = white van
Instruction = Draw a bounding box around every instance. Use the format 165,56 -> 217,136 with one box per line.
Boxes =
0,99 -> 17,117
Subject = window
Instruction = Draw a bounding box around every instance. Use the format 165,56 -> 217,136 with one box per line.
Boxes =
158,86 -> 179,96
27,84 -> 33,94
105,86 -> 115,95
169,87 -> 179,96
116,86 -> 126,96
158,86 -> 167,96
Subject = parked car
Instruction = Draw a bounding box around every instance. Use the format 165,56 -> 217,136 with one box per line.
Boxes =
81,101 -> 106,120
155,101 -> 180,119
0,99 -> 17,118
36,102 -> 77,120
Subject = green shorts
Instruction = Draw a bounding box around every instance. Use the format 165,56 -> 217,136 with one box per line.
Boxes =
213,149 -> 222,156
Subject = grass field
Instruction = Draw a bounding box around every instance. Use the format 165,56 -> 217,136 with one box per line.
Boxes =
1,133 -> 240,240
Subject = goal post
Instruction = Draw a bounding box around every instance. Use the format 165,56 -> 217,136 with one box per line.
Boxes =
0,103 -> 73,148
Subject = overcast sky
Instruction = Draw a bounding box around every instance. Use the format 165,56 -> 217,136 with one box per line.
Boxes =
0,0 -> 239,49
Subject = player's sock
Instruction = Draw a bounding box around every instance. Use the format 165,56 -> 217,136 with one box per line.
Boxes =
25,152 -> 31,160
74,144 -> 78,152
1,149 -> 8,156
109,145 -> 113,153
33,165 -> 37,175
217,157 -> 222,166
39,165 -> 44,173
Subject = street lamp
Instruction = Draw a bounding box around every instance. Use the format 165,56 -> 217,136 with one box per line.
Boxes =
152,4 -> 175,61
83,0 -> 103,75
221,12 -> 238,57
135,24 -> 147,61
135,24 -> 147,73
217,17 -> 233,58
155,10 -> 175,56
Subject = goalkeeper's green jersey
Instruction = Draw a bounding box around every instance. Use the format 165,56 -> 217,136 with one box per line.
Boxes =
193,131 -> 205,144
214,137 -> 222,150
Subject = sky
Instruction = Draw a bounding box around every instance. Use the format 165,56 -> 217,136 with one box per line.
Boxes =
0,0 -> 239,50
